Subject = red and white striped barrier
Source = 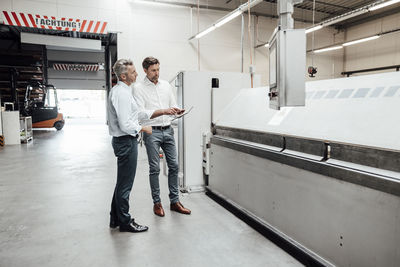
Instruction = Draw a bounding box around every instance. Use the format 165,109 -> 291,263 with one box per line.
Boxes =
53,63 -> 101,72
1,11 -> 107,34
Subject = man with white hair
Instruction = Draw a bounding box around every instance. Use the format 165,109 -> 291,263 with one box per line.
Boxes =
108,59 -> 179,233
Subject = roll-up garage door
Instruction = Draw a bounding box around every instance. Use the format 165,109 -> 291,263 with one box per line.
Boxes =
47,50 -> 105,90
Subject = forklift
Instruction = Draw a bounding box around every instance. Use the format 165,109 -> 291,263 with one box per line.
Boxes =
22,83 -> 65,130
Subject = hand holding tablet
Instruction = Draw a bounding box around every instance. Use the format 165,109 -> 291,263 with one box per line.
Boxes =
171,106 -> 194,121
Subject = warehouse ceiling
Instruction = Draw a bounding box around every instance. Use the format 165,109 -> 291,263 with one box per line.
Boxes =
137,0 -> 400,27
1,0 -> 399,39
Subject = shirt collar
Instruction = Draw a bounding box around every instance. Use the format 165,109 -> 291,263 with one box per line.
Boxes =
144,76 -> 158,86
117,81 -> 131,89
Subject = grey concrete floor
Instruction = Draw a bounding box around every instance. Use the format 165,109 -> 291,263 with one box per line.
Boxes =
0,118 -> 302,267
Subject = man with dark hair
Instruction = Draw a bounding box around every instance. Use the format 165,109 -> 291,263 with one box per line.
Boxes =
142,57 -> 159,70
108,59 -> 179,232
133,56 -> 191,217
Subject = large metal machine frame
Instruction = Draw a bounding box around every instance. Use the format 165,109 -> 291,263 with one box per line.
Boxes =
206,72 -> 400,266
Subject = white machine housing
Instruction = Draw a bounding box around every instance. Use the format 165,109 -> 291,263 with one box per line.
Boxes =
173,71 -> 260,192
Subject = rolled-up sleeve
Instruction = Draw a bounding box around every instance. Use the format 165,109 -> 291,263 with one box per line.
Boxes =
111,90 -> 142,136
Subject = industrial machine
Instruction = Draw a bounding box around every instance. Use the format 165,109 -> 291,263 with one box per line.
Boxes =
23,83 -> 64,130
173,71 -> 260,192
206,71 -> 400,266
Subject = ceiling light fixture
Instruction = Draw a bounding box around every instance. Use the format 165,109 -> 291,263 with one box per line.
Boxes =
343,35 -> 380,46
314,46 -> 343,53
194,26 -> 217,39
308,33 -> 386,53
303,1 -> 396,35
189,0 -> 263,40
305,25 -> 322,34
369,0 -> 400,11
215,10 -> 242,27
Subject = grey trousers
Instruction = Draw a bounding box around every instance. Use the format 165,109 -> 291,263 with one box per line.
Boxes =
143,127 -> 179,204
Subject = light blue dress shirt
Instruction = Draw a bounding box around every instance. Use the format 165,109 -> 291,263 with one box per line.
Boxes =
108,81 -> 154,137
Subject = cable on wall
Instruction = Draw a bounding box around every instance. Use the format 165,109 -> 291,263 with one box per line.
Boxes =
311,0 -> 316,63
308,0 -> 318,78
247,0 -> 254,87
197,0 -> 200,71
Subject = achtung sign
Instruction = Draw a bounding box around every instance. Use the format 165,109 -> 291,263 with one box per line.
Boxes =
1,11 -> 107,34
36,17 -> 81,29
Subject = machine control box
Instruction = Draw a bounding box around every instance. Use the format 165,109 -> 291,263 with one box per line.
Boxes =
268,27 -> 306,110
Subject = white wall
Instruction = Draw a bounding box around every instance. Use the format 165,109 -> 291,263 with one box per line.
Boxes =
119,2 -> 344,83
3,0 -> 398,83
301,22 -> 345,81
0,0 -> 343,83
344,12 -> 400,75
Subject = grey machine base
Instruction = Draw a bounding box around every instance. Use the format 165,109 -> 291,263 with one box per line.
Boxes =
208,126 -> 400,267
205,188 -> 326,267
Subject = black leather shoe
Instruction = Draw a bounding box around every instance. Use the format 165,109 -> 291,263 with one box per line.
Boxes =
110,219 -> 119,229
119,219 -> 149,233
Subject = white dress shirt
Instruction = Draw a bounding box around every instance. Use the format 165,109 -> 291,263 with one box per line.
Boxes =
108,81 -> 154,137
133,77 -> 178,127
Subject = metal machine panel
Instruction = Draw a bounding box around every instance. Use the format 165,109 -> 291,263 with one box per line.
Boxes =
209,143 -> 400,267
216,72 -> 400,151
208,71 -> 400,266
174,71 -> 259,192
269,29 -> 306,109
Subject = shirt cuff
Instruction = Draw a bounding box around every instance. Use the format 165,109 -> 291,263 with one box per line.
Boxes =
134,125 -> 142,136
148,109 -> 156,119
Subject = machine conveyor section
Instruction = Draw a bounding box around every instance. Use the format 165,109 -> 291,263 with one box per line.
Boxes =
211,131 -> 400,197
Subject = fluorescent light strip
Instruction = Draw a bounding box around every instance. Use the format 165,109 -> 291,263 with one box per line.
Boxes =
304,1 -> 398,35
189,0 -> 263,40
369,0 -> 400,11
195,26 -> 216,39
313,34 -> 382,53
129,0 -> 171,6
215,10 -> 242,27
314,46 -> 343,53
343,35 -> 380,46
305,9 -> 368,34
305,25 -> 322,34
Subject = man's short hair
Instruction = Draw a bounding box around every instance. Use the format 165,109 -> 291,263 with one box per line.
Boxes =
113,59 -> 133,79
142,57 -> 160,70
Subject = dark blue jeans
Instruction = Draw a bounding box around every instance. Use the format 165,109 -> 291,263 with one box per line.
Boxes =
143,127 -> 179,204
110,135 -> 138,225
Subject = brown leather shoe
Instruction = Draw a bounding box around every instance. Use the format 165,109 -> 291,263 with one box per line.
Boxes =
153,202 -> 165,217
170,202 -> 191,215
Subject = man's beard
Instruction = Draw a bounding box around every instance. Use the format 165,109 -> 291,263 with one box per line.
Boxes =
150,76 -> 159,83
